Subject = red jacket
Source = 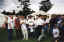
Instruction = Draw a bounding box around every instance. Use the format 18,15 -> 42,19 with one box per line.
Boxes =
15,18 -> 20,29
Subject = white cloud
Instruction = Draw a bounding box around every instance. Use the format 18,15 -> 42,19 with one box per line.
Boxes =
47,0 -> 64,14
29,0 -> 42,12
0,0 -> 21,13
0,0 -> 64,14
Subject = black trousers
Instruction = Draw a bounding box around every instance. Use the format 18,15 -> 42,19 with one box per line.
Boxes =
15,28 -> 22,39
60,30 -> 64,42
35,25 -> 42,39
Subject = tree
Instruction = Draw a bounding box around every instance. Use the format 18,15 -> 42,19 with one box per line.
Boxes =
22,3 -> 30,16
17,0 -> 35,16
39,0 -> 52,12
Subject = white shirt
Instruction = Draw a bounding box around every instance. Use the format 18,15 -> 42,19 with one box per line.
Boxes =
20,19 -> 27,30
53,28 -> 60,38
34,18 -> 45,26
13,16 -> 17,27
20,19 -> 27,24
57,20 -> 62,24
27,18 -> 34,26
21,24 -> 27,30
27,18 -> 35,32
45,15 -> 51,23
8,17 -> 14,29
45,18 -> 50,23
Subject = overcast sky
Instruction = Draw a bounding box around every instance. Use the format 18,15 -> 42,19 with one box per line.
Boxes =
0,0 -> 20,12
48,0 -> 64,14
29,0 -> 64,14
0,0 -> 64,14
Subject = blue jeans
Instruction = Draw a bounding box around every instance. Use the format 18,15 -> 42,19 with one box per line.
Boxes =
8,29 -> 13,40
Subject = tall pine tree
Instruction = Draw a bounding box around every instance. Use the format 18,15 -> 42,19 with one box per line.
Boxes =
18,0 -> 35,16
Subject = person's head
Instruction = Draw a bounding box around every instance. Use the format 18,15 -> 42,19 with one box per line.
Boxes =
9,15 -> 13,19
28,15 -> 33,19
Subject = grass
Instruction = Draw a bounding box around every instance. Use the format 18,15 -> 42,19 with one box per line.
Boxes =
0,29 -> 52,42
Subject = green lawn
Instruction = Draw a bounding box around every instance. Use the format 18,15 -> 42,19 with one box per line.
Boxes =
0,29 -> 52,42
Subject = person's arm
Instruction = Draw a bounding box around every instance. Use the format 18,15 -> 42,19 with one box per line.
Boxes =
46,15 -> 51,23
20,21 -> 22,24
34,20 -> 37,28
9,23 -> 12,29
20,19 -> 22,25
25,19 -> 28,24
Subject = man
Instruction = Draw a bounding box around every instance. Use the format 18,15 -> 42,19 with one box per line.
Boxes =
59,22 -> 64,42
34,15 -> 45,39
27,16 -> 35,39
14,16 -> 22,39
7,16 -> 14,40
20,16 -> 28,40
52,25 -> 60,42
37,15 -> 51,42
50,15 -> 57,34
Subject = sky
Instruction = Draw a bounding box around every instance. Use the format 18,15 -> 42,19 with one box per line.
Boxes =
0,0 -> 21,12
48,0 -> 64,14
29,0 -> 64,14
0,0 -> 4,9
0,0 -> 64,14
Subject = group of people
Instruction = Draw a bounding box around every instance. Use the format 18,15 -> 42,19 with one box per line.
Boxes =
3,15 -> 64,42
